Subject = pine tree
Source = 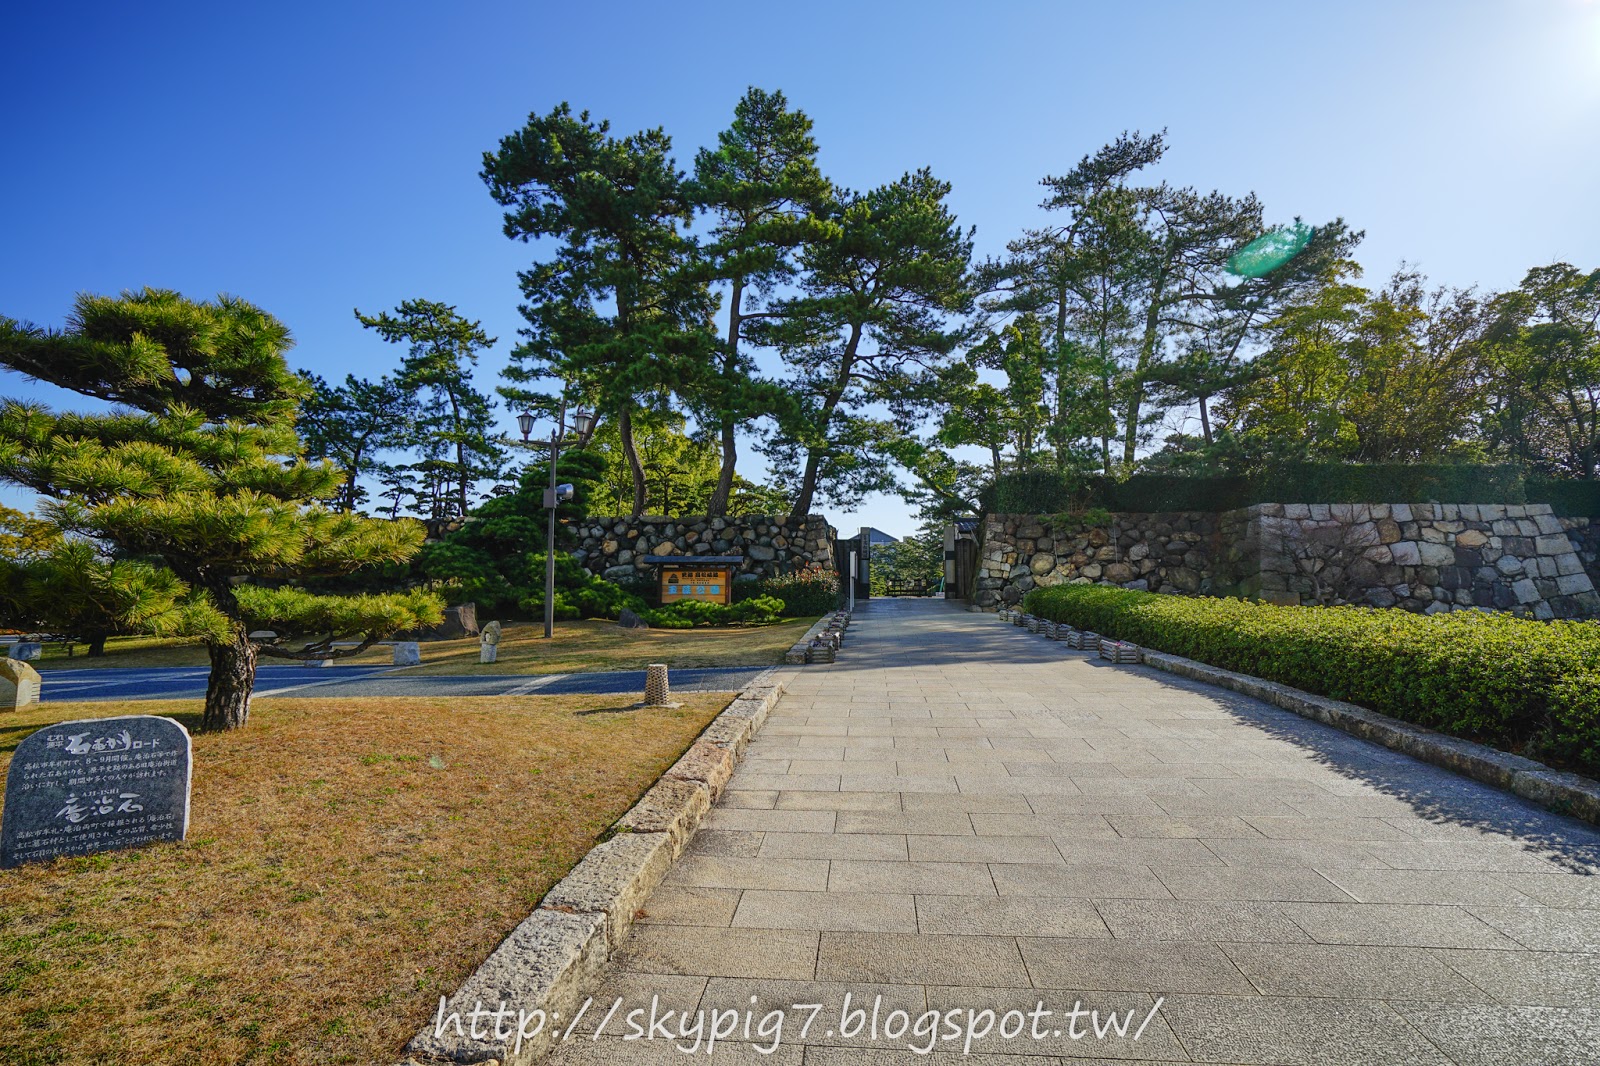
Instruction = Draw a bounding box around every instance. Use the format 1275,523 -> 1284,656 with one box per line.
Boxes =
298,371 -> 410,512
690,88 -> 833,517
0,289 -> 442,730
355,299 -> 505,518
754,169 -> 974,518
482,103 -> 716,517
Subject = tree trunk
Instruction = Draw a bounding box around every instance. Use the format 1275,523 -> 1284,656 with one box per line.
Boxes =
619,408 -> 647,518
204,632 -> 258,732
706,279 -> 744,519
1198,394 -> 1213,445
86,633 -> 107,657
791,448 -> 824,520
707,423 -> 738,518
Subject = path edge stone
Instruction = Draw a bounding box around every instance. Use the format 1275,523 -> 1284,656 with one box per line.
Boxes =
1136,648 -> 1600,827
399,666 -> 796,1065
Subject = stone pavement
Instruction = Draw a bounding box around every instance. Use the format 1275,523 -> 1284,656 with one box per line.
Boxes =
547,598 -> 1600,1064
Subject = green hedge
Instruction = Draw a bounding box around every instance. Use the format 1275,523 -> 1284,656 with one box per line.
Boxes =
984,463 -> 1542,515
1529,478 -> 1600,518
1021,585 -> 1600,778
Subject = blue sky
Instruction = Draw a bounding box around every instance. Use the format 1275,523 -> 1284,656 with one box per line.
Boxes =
3,0 -> 1598,537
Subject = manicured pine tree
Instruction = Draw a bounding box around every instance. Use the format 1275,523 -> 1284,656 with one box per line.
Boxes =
0,289 -> 442,730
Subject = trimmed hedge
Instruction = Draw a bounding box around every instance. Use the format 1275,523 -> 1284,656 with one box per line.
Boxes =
1529,478 -> 1600,518
984,463 -> 1541,515
1022,584 -> 1600,778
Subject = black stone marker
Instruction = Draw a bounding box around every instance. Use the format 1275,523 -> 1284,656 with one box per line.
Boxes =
1,715 -> 191,868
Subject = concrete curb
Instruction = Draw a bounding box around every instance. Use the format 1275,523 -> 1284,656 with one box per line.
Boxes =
400,667 -> 795,1065
1000,611 -> 1600,829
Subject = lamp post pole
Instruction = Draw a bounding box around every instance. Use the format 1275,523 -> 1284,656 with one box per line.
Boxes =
545,427 -> 559,639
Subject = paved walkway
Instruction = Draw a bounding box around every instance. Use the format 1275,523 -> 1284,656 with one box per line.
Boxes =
550,598 -> 1600,1064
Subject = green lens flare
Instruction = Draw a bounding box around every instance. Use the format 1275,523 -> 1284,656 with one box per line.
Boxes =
1226,222 -> 1315,278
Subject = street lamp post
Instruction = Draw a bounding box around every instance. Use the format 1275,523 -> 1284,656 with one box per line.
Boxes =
535,408 -> 594,640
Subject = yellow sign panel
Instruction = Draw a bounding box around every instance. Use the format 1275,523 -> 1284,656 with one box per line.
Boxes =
661,567 -> 733,605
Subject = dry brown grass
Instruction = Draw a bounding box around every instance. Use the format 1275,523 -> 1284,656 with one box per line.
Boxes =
0,693 -> 732,1065
31,618 -> 816,675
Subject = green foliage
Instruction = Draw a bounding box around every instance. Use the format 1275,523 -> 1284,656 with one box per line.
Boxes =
689,87 -> 832,517
639,594 -> 785,629
1531,479 -> 1600,518
983,463 -> 1532,515
755,565 -> 839,616
1022,585 -> 1600,777
0,541 -> 188,653
869,525 -> 944,595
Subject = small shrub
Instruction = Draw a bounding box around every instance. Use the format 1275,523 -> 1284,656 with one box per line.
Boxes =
1022,584 -> 1600,778
757,566 -> 839,617
640,595 -> 787,629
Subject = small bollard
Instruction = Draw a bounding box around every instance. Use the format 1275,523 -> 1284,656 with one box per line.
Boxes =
643,663 -> 673,706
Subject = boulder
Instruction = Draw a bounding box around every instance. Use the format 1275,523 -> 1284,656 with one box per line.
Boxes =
0,658 -> 41,710
617,608 -> 651,630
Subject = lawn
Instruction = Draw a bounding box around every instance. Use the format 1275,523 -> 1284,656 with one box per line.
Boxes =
0,692 -> 732,1065
27,618 -> 817,674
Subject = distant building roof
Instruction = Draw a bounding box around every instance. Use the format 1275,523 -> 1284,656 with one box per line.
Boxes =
863,527 -> 900,545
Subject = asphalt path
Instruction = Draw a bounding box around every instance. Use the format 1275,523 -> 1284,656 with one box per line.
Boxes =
41,665 -> 770,702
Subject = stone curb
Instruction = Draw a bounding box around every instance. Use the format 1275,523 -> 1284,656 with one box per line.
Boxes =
1136,649 -> 1600,828
784,610 -> 851,664
399,667 -> 795,1065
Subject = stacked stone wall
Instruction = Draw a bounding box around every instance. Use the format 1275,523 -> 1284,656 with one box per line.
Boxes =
571,515 -> 835,584
976,512 -> 1224,608
978,503 -> 1600,620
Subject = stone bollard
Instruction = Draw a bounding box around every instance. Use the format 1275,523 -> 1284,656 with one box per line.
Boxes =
9,642 -> 41,662
392,641 -> 421,667
480,620 -> 501,664
0,658 -> 41,710
644,663 -> 671,705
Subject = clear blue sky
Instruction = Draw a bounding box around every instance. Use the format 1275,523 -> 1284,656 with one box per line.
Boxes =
4,0 -> 1598,537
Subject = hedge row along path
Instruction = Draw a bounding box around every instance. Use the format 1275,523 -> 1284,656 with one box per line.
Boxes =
547,598 -> 1600,1065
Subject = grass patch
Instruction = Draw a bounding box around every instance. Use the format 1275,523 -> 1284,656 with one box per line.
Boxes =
0,692 -> 732,1064
30,618 -> 818,675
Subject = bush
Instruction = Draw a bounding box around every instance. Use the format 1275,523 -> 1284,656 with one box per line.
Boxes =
1021,584 -> 1600,778
756,566 -> 839,617
640,594 -> 786,629
1530,478 -> 1600,518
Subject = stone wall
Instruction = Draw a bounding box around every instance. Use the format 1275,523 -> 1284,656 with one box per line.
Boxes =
976,511 -> 1224,607
1243,503 -> 1599,619
571,515 -> 836,584
977,503 -> 1600,620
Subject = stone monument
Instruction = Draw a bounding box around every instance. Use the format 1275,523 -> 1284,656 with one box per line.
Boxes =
479,620 -> 501,664
1,715 -> 192,868
392,641 -> 421,667
0,658 -> 41,711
